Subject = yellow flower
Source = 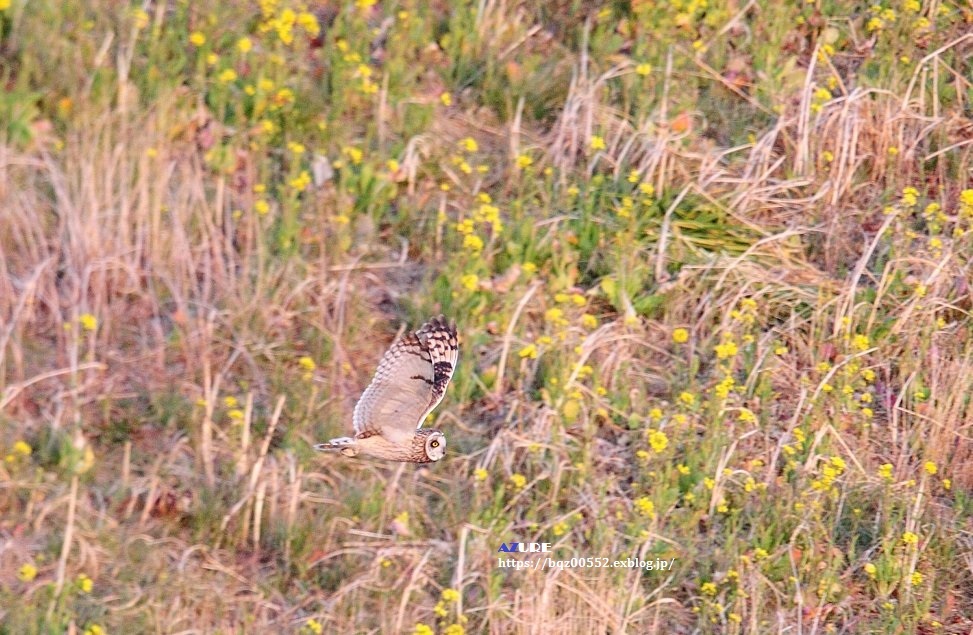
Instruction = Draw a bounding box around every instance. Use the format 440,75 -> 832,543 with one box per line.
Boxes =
923,461 -> 937,475
255,200 -> 270,215
473,468 -> 488,481
83,626 -> 106,635
864,562 -> 877,578
580,313 -> 598,329
901,186 -> 919,207
901,531 -> 919,545
305,618 -> 323,634
714,340 -> 738,359
297,11 -> 320,35
562,399 -> 580,422
701,581 -> 717,595
412,624 -> 434,635
442,588 -> 460,602
634,496 -> 655,517
959,188 -> 973,210
287,141 -> 306,155
237,37 -> 253,53
911,571 -> 923,586
515,153 -> 533,169
228,409 -> 244,421
440,92 -> 452,106
298,356 -> 316,371
273,87 -> 295,106
18,563 -> 37,582
713,375 -> 735,399
647,430 -> 669,453
678,391 -> 695,406
12,440 -> 31,456
943,478 -> 951,490
509,473 -> 527,489
544,307 -> 566,326
635,63 -> 652,76
77,573 -> 93,593
79,313 -> 98,331
459,137 -> 478,152
589,135 -> 606,151
851,334 -> 870,351
359,78 -> 379,94
463,234 -> 484,252
518,344 -> 537,359
218,69 -> 237,83
813,87 -> 832,103
290,171 -> 311,191
443,625 -> 465,635
460,274 -> 478,291
878,463 -> 893,481
189,31 -> 206,47
258,119 -> 276,135
672,328 -> 689,343
342,146 -> 363,165
132,8 -> 149,29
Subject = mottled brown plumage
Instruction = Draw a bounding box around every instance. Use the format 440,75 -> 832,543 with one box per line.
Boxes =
315,316 -> 458,463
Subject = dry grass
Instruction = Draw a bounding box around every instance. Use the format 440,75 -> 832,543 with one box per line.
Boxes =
1,0 -> 973,633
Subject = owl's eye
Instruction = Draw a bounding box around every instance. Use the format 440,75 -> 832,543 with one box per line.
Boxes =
431,440 -> 440,448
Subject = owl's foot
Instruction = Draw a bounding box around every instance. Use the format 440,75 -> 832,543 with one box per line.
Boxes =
315,437 -> 359,457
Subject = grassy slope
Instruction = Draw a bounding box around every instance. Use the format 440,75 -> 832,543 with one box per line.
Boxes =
1,0 -> 973,633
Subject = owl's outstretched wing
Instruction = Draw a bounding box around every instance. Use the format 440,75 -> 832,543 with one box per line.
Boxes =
352,316 -> 458,445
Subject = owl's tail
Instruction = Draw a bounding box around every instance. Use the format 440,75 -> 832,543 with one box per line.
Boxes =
314,437 -> 357,454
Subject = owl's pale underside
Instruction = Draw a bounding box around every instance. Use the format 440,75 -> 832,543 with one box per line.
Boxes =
314,315 -> 458,463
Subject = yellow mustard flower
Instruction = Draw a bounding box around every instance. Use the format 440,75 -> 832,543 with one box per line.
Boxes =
77,573 -> 93,593
648,430 -> 669,453
18,563 -> 38,582
79,313 -> 98,331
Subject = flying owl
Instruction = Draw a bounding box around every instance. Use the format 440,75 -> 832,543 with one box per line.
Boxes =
314,315 -> 458,463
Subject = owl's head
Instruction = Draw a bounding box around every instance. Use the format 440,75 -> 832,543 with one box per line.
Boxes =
422,430 -> 447,462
